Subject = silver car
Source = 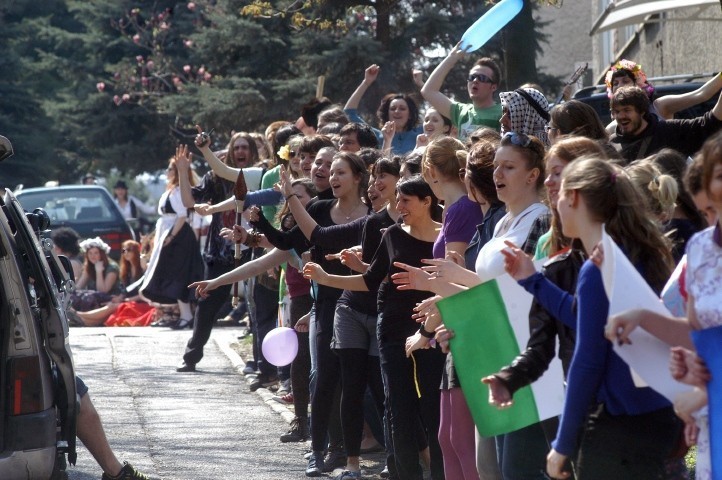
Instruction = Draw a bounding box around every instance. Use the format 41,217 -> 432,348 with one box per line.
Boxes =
0,136 -> 77,479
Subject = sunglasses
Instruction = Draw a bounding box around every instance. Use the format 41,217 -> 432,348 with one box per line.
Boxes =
467,73 -> 495,84
502,132 -> 532,148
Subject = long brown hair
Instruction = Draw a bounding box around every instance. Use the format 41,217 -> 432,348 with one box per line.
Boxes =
562,157 -> 673,293
543,137 -> 607,254
83,247 -> 111,279
119,240 -> 143,285
166,157 -> 197,191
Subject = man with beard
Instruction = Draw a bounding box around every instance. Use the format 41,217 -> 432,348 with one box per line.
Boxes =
610,85 -> 722,163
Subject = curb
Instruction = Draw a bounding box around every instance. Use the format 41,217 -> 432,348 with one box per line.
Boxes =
214,332 -> 296,425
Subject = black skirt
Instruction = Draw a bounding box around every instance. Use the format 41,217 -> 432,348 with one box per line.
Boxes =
142,223 -> 203,304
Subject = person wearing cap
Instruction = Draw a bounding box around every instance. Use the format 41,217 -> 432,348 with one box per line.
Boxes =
82,173 -> 97,185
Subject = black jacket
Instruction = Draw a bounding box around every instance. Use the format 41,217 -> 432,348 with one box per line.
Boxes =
610,111 -> 722,163
494,248 -> 585,395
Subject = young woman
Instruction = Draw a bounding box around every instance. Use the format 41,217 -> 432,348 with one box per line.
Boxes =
303,175 -> 445,480
140,148 -> 202,330
394,133 -> 551,479
282,158 -> 401,479
501,157 -> 678,479
422,107 -> 452,142
78,240 -> 153,327
345,64 -> 423,155
70,237 -> 123,314
606,131 -> 722,480
254,152 -> 370,476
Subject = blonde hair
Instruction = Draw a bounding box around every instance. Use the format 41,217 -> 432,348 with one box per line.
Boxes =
562,156 -> 673,293
625,159 -> 678,222
422,136 -> 467,181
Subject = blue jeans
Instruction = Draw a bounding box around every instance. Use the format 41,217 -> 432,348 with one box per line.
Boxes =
495,422 -> 549,480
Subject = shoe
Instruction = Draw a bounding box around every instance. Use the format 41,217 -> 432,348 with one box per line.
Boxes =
323,448 -> 347,473
101,461 -> 150,480
170,318 -> 193,330
305,451 -> 324,477
249,374 -> 278,392
280,416 -> 309,442
359,441 -> 383,454
379,465 -> 389,478
242,361 -> 257,375
175,361 -> 196,372
272,391 -> 294,405
334,470 -> 362,480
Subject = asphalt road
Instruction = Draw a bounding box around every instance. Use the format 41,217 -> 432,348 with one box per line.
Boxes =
66,326 -> 309,480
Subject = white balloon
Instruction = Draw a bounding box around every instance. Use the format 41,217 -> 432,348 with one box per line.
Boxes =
262,327 -> 299,367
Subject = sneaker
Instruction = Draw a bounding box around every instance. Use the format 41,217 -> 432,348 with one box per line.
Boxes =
272,392 -> 294,405
334,470 -> 362,480
305,451 -> 325,477
101,462 -> 150,480
249,373 -> 279,392
277,378 -> 292,395
323,448 -> 347,473
379,465 -> 390,478
280,416 -> 309,442
242,361 -> 258,375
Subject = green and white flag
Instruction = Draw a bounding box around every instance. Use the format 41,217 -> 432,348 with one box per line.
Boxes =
437,273 -> 566,437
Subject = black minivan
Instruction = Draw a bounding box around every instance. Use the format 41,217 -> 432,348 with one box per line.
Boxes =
0,136 -> 77,479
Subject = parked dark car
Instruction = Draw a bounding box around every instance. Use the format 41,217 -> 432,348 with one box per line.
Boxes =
0,136 -> 77,479
16,186 -> 136,260
573,74 -> 721,125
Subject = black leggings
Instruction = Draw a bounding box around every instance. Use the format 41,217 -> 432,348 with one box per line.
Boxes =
310,298 -> 342,452
337,348 -> 385,457
290,294 -> 313,418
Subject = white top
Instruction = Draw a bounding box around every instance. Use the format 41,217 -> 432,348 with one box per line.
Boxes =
475,202 -> 548,282
115,195 -> 156,219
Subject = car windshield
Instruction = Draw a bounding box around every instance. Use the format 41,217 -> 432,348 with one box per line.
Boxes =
17,189 -> 119,224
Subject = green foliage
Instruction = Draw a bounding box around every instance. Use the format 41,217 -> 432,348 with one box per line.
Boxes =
0,0 -> 558,187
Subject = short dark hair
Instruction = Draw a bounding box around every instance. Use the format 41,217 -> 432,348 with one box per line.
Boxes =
474,57 -> 502,85
298,135 -> 335,156
377,94 -> 419,131
51,227 -> 81,256
610,86 -> 650,115
373,156 -> 401,178
339,123 -> 378,149
357,148 -> 384,169
301,97 -> 333,130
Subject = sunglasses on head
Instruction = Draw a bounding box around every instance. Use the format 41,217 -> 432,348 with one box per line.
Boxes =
467,73 -> 495,84
502,132 -> 532,148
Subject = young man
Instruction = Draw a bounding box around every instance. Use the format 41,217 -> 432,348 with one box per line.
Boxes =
338,122 -> 378,152
610,85 -> 722,163
422,43 -> 503,141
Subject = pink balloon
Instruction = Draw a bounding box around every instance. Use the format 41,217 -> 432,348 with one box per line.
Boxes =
262,327 -> 299,367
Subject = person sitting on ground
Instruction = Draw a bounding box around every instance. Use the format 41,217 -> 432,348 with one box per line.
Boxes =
70,237 -> 123,314
51,227 -> 84,280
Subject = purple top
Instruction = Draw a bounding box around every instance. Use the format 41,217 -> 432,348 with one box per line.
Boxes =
432,195 -> 486,259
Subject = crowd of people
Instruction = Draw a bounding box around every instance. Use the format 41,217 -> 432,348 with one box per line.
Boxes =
58,49 -> 722,480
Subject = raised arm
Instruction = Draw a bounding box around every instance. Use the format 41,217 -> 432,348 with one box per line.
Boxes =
656,73 -> 722,120
194,125 -> 239,182
421,42 -> 466,119
344,64 -> 380,111
175,144 -> 197,209
190,247 -> 292,298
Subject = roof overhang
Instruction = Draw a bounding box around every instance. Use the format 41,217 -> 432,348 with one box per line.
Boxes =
590,0 -> 722,35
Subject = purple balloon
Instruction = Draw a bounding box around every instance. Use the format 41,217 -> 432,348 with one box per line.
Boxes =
262,327 -> 299,367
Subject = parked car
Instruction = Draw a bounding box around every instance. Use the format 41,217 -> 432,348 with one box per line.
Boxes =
0,136 -> 77,479
16,185 -> 136,260
573,73 -> 721,125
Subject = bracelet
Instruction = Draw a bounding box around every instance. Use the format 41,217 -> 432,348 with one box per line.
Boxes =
285,193 -> 299,201
419,323 -> 435,339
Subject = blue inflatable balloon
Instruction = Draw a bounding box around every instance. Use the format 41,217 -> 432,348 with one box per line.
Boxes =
460,0 -> 524,52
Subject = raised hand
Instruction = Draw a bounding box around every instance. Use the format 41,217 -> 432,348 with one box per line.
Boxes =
500,240 -> 537,281
194,124 -> 212,149
175,144 -> 192,171
279,166 -> 293,198
412,68 -> 424,89
364,64 -> 380,84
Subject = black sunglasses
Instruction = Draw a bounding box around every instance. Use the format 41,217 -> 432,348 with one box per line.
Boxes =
502,132 -> 532,148
467,73 -> 495,84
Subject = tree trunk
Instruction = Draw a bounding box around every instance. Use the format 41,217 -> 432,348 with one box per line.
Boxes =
503,0 -> 538,91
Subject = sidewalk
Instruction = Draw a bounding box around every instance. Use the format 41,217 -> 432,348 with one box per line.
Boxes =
213,331 -> 391,479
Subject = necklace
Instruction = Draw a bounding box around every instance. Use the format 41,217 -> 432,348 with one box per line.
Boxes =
337,201 -> 363,220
